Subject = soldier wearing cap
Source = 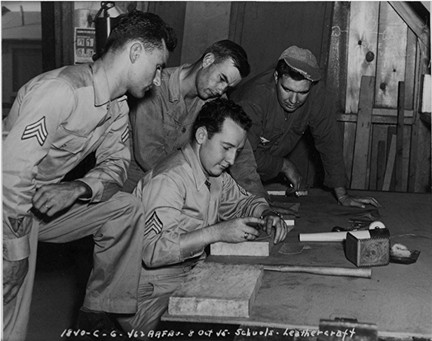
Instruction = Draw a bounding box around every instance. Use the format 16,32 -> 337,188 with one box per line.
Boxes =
230,46 -> 380,208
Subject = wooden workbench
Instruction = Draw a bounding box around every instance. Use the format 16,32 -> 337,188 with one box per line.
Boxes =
162,189 -> 432,339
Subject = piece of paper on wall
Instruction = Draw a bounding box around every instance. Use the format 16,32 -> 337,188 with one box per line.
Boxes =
74,28 -> 95,64
421,74 -> 431,113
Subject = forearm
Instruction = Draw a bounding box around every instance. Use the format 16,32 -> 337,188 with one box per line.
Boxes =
86,145 -> 130,202
179,225 -> 220,260
143,225 -> 219,268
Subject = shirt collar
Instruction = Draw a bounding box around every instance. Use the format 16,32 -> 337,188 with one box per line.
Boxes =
182,143 -> 209,191
167,64 -> 190,103
91,61 -> 127,107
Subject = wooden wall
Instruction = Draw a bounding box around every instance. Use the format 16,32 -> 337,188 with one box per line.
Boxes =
328,1 -> 430,193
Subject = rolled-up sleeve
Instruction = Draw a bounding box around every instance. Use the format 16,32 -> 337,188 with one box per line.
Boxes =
218,174 -> 268,221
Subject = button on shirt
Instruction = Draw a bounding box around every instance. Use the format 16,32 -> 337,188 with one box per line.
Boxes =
230,69 -> 347,188
133,143 -> 269,273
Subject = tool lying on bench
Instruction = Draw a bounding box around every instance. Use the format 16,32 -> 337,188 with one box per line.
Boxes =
263,265 -> 372,278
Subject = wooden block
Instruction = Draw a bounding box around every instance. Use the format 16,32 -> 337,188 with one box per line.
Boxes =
395,81 -> 405,191
382,134 -> 396,191
210,221 -> 293,257
210,231 -> 274,257
376,139 -> 387,190
211,240 -> 270,257
342,121 -> 356,185
168,262 -> 263,318
351,76 -> 374,189
369,125 -> 379,190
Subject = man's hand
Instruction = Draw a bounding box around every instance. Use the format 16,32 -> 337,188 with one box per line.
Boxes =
32,181 -> 90,216
260,209 -> 293,244
338,194 -> 381,208
261,213 -> 291,244
3,258 -> 29,304
334,187 -> 381,208
281,158 -> 303,190
214,217 -> 263,243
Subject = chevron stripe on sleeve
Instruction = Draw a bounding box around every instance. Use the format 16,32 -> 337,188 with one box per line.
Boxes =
145,211 -> 163,235
21,116 -> 48,146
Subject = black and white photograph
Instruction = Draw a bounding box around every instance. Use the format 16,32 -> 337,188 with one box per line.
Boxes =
2,1 -> 431,340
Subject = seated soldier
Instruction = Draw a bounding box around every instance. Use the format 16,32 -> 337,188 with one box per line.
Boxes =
118,98 -> 291,332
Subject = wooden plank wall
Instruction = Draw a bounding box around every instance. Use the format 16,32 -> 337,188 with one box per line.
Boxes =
180,2 -> 231,64
345,2 -> 379,114
375,2 -> 408,109
333,1 -> 431,193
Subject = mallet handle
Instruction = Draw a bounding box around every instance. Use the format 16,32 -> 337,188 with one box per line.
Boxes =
264,265 -> 372,278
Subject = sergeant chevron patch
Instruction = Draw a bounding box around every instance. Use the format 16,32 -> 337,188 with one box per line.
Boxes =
22,116 -> 48,146
121,127 -> 129,143
145,211 -> 163,235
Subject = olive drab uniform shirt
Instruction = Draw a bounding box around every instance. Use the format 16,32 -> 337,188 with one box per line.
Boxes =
3,62 -> 131,261
133,143 -> 269,271
128,65 -> 267,198
230,68 -> 348,188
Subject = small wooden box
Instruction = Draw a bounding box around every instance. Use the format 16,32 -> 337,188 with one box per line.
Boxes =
168,262 -> 263,318
345,228 -> 390,267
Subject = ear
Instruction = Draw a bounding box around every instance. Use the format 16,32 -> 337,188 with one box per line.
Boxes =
129,42 -> 143,63
273,70 -> 279,84
202,53 -> 215,69
195,126 -> 208,145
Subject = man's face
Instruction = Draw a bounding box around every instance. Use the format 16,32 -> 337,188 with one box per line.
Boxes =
274,72 -> 311,113
198,118 -> 247,177
129,41 -> 169,98
196,57 -> 242,100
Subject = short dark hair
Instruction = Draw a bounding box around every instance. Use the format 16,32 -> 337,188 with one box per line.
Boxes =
275,59 -> 308,81
103,11 -> 177,55
191,98 -> 252,141
200,40 -> 250,78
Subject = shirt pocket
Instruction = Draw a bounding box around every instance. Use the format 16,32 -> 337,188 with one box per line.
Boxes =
260,127 -> 284,148
163,111 -> 195,147
52,125 -> 88,154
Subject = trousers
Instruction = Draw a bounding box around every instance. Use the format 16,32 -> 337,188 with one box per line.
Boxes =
117,264 -> 193,337
3,191 -> 145,341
